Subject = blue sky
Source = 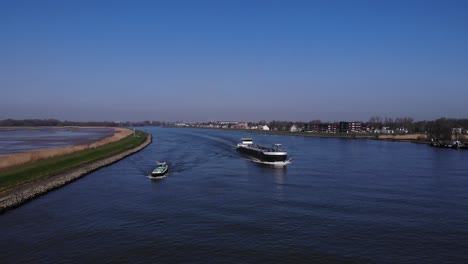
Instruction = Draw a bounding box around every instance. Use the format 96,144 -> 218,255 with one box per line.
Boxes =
1,0 -> 467,122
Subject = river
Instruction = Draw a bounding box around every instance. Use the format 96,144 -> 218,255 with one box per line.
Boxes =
1,127 -> 467,263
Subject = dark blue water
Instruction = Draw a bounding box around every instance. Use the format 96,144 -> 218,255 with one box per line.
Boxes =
0,128 -> 115,155
1,127 -> 467,263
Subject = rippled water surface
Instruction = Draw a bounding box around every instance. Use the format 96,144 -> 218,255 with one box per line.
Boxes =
1,127 -> 468,263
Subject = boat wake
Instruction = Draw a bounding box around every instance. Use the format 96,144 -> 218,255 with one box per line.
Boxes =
248,157 -> 292,167
147,171 -> 180,180
147,174 -> 167,180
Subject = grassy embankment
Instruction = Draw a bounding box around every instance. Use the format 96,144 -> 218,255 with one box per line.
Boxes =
0,130 -> 148,193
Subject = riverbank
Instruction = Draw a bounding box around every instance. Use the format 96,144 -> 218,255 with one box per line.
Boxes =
0,130 -> 151,213
187,127 -> 468,150
169,126 -> 431,143
0,127 -> 132,170
0,127 -> 116,155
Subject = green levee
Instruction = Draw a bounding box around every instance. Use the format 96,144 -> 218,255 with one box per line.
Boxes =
0,130 -> 148,192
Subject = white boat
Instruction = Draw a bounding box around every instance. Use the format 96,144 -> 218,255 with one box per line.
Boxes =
151,162 -> 169,177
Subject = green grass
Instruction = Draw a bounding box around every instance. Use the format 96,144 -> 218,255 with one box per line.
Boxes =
0,130 -> 149,193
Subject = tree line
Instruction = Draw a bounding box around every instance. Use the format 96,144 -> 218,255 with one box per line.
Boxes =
0,119 -> 173,127
0,119 -> 115,127
247,117 -> 468,140
366,117 -> 468,140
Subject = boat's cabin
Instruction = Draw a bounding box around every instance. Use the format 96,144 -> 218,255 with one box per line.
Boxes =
272,144 -> 282,152
156,162 -> 167,167
241,138 -> 253,145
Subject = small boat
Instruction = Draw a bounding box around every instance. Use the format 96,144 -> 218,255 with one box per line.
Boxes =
151,162 -> 169,177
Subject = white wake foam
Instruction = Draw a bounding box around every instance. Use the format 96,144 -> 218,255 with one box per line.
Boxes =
250,158 -> 292,167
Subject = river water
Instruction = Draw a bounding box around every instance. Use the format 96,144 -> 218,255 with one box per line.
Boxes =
1,127 -> 467,263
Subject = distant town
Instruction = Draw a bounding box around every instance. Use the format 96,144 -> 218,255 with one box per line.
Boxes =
176,120 -> 404,134
175,117 -> 467,138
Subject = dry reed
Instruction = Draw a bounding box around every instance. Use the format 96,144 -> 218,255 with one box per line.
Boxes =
0,127 -> 133,170
377,134 -> 428,140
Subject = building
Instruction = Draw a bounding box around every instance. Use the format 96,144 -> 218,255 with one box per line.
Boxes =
319,123 -> 337,133
237,122 -> 248,129
262,125 -> 270,131
453,127 -> 463,134
339,122 -> 363,133
218,121 -> 239,126
327,124 -> 338,133
350,122 -> 363,132
339,122 -> 349,133
305,124 -> 320,132
374,127 -> 394,134
396,128 -> 409,134
290,125 -> 299,132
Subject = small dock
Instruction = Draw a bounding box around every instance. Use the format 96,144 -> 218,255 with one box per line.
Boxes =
431,141 -> 468,150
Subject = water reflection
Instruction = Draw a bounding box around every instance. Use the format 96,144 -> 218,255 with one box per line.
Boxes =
256,164 -> 287,200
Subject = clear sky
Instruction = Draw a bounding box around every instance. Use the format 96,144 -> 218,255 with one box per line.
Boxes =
1,0 -> 467,122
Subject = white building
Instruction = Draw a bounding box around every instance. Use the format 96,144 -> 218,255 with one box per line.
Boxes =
374,127 -> 394,134
396,128 -> 408,134
290,125 -> 299,132
262,125 -> 270,131
453,128 -> 463,134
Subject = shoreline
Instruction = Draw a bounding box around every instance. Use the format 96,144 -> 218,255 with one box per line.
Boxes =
169,126 -> 431,143
0,132 -> 152,213
0,127 -> 132,170
177,127 -> 468,149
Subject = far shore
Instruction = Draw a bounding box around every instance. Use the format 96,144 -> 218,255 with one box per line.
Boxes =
169,126 -> 433,143
175,126 -> 468,150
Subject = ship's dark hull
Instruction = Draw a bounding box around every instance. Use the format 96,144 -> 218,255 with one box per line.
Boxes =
151,171 -> 167,176
237,146 -> 287,162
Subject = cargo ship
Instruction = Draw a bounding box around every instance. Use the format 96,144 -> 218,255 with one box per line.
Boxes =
237,138 -> 289,165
